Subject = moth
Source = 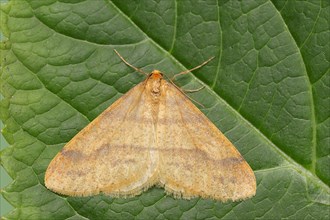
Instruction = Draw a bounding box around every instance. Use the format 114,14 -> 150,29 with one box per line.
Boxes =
45,50 -> 256,201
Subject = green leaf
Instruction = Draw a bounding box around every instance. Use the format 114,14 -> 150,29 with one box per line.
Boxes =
1,0 -> 329,219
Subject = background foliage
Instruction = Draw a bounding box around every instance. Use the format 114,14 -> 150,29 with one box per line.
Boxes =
1,0 -> 329,219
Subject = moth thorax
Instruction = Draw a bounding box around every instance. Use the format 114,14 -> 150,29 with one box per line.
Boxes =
152,82 -> 160,93
150,83 -> 162,103
147,77 -> 162,96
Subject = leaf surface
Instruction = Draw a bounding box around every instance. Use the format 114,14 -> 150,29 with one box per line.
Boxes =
1,0 -> 329,219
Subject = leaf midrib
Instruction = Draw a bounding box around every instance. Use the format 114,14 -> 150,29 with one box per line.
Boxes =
109,0 -> 327,191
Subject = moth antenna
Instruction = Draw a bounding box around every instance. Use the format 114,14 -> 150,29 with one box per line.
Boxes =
114,49 -> 148,76
183,86 -> 205,93
166,76 -> 205,108
171,56 -> 215,81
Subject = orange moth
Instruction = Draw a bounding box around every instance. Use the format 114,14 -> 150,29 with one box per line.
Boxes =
45,50 -> 256,201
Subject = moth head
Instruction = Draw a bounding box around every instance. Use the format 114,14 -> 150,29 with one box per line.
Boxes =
150,70 -> 164,79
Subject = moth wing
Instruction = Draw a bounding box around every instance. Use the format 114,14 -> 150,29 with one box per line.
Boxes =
157,82 -> 256,201
45,82 -> 158,197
